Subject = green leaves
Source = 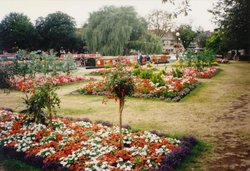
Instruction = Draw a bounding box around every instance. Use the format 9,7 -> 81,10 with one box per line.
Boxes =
178,24 -> 197,49
129,32 -> 163,54
105,64 -> 134,100
85,6 -> 147,56
35,11 -> 80,50
206,31 -> 226,55
0,12 -> 35,49
25,79 -> 60,124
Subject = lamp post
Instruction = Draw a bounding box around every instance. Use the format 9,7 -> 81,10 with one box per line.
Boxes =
176,32 -> 180,60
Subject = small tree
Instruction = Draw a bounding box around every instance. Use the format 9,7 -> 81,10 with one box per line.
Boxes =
24,77 -> 60,127
105,64 -> 134,149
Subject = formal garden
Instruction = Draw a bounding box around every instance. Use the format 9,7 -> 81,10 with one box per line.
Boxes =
0,48 -> 241,171
0,0 -> 250,170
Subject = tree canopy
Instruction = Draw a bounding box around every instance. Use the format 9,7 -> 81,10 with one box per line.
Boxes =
84,6 -> 147,56
128,32 -> 163,54
178,24 -> 197,49
35,11 -> 81,51
210,0 -> 250,52
0,12 -> 35,51
206,31 -> 227,55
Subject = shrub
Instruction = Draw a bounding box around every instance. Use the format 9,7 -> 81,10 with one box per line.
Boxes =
172,68 -> 183,78
139,69 -> 153,79
150,73 -> 165,87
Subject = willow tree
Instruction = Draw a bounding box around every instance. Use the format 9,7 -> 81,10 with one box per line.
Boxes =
128,32 -> 163,54
84,6 -> 147,56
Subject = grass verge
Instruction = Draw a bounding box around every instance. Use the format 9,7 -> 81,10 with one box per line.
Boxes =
175,140 -> 211,171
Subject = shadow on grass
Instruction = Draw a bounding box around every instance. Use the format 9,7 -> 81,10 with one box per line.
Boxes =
180,83 -> 204,103
175,140 -> 211,171
0,155 -> 39,171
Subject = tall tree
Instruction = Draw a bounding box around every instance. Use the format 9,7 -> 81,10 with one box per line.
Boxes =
0,12 -> 35,51
35,11 -> 81,51
209,0 -> 250,53
178,24 -> 197,49
206,31 -> 227,55
84,6 -> 147,56
147,10 -> 175,38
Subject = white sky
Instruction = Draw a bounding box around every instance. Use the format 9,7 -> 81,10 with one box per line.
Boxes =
0,0 -> 219,31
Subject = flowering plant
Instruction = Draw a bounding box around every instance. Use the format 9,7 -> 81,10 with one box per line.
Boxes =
10,74 -> 95,91
215,58 -> 229,63
182,67 -> 220,78
77,73 -> 198,102
0,109 -> 197,171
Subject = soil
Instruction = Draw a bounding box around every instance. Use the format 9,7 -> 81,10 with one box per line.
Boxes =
205,94 -> 250,171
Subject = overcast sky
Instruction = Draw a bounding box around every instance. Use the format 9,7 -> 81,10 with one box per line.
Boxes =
0,0 -> 219,31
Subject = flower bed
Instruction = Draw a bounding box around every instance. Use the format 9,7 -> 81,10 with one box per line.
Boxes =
9,75 -> 95,91
77,75 -> 199,102
89,68 -> 112,76
0,109 -> 197,171
182,67 -> 220,79
215,58 -> 229,64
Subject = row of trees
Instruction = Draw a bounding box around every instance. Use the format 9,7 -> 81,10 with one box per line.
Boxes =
209,0 -> 250,55
0,12 -> 83,52
0,6 -> 207,56
2,0 -> 248,56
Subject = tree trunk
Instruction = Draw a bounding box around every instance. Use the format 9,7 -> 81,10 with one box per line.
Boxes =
119,98 -> 125,149
48,91 -> 53,129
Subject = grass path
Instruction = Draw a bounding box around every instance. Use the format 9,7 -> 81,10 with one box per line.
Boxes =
0,62 -> 250,170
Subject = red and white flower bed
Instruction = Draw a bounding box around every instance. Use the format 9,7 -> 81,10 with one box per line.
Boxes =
0,110 -> 197,171
9,75 -> 95,91
182,67 -> 220,79
77,75 -> 199,102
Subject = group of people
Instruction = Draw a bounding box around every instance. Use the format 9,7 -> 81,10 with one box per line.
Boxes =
137,53 -> 151,65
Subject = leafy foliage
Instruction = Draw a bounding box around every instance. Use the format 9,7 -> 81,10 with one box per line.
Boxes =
150,73 -> 165,87
35,11 -> 81,50
139,69 -> 154,79
178,24 -> 197,49
85,6 -> 147,55
24,78 -> 60,126
128,32 -> 163,54
0,12 -> 36,50
209,0 -> 250,52
172,68 -> 183,78
206,31 -> 227,55
196,49 -> 216,68
182,49 -> 196,67
105,64 -> 134,100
